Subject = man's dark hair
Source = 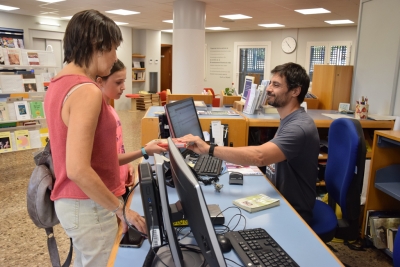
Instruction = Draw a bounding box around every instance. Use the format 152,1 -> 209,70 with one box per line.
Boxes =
99,59 -> 126,80
271,62 -> 310,104
63,9 -> 123,68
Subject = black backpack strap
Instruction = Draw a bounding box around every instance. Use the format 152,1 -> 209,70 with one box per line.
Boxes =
45,227 -> 73,267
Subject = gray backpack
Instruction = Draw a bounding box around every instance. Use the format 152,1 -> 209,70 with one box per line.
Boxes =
27,141 -> 73,267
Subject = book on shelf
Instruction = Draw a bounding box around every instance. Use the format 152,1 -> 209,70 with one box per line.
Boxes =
14,129 -> 31,150
0,102 -> 10,121
233,193 -> 280,213
133,61 -> 141,68
6,102 -> 17,121
225,162 -> 263,176
0,47 -> 5,65
387,228 -> 398,253
28,129 -> 42,149
7,48 -> 22,65
22,73 -> 37,92
0,131 -> 13,153
27,52 -> 40,65
369,217 -> 400,249
364,210 -> 400,237
29,101 -> 45,119
133,72 -> 138,80
13,100 -> 30,120
39,127 -> 49,147
137,72 -> 143,80
243,83 -> 259,114
2,37 -> 15,48
140,61 -> 145,68
0,73 -> 25,93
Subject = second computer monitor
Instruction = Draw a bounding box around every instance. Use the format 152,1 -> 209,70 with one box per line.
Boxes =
164,97 -> 204,140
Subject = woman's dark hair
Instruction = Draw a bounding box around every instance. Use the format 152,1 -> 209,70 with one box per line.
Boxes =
63,9 -> 123,68
99,59 -> 126,80
271,62 -> 310,104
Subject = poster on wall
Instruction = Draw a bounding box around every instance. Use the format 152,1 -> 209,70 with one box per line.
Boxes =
208,47 -> 232,80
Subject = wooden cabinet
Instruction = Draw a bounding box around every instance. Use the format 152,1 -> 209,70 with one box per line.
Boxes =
311,65 -> 353,110
361,131 -> 400,257
220,90 -> 241,107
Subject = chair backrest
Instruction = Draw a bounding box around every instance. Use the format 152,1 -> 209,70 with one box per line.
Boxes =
325,118 -> 366,220
204,88 -> 215,98
394,226 -> 400,267
158,91 -> 167,106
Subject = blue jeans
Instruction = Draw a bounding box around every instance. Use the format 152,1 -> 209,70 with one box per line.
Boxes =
54,198 -> 118,267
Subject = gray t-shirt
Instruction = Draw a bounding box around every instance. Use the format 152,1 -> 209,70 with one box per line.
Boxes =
269,108 -> 320,224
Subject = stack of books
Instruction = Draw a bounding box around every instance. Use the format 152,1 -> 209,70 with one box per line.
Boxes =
136,94 -> 152,110
151,93 -> 160,106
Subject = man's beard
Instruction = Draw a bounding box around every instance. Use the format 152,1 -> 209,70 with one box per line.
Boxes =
267,93 -> 288,108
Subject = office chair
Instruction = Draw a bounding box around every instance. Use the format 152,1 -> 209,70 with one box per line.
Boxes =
204,88 -> 220,107
310,118 -> 366,245
158,90 -> 168,106
394,226 -> 400,267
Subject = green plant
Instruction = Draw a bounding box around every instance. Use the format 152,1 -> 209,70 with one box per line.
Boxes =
224,87 -> 235,96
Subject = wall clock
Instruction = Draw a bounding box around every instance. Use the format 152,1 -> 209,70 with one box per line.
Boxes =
281,37 -> 297,54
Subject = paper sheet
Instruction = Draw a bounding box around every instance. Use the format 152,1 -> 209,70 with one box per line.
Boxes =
322,113 -> 353,119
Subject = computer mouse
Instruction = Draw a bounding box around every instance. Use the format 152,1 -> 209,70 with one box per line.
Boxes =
217,234 -> 232,253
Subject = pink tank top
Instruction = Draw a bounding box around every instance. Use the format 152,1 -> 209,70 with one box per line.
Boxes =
44,74 -> 125,200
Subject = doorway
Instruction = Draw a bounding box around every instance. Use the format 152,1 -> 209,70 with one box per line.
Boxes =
161,44 -> 172,92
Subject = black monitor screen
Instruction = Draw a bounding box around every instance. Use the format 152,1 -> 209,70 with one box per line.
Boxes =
167,138 -> 226,267
164,97 -> 204,140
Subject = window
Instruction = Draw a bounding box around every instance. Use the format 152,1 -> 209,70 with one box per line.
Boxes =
233,42 -> 271,94
305,41 -> 352,81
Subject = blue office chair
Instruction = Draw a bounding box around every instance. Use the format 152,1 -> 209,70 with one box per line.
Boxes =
310,118 -> 366,244
394,226 -> 400,267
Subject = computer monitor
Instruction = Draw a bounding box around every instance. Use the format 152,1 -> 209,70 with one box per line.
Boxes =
164,97 -> 204,140
166,138 -> 226,267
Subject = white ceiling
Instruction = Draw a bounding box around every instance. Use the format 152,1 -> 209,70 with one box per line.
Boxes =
0,0 -> 360,31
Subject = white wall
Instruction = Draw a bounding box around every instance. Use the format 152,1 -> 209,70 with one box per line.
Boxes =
202,27 -> 357,94
353,0 -> 400,115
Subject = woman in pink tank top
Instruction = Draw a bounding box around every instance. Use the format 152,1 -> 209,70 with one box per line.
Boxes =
43,10 -> 147,267
96,59 -> 166,199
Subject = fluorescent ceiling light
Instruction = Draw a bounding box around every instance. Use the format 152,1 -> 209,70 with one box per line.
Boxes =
161,29 -> 173,33
61,16 -> 72,20
258,23 -> 285,28
105,9 -> 140,16
220,14 -> 252,20
163,20 -> 173,23
115,21 -> 128,25
325,20 -> 354,25
37,0 -> 65,3
0,4 -> 19,10
39,21 -> 60,26
206,27 -> 229,30
295,8 -> 330,15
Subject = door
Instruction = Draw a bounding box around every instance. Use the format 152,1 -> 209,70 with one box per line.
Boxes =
161,45 -> 172,92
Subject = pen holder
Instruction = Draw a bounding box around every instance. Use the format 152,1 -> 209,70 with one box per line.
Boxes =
355,103 -> 369,119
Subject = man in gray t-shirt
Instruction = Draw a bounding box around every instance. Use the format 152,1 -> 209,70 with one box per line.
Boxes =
180,62 -> 320,224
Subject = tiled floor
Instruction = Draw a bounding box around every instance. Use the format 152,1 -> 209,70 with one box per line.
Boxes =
0,110 -> 394,266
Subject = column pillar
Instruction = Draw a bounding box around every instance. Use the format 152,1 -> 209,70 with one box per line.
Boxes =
172,0 -> 205,94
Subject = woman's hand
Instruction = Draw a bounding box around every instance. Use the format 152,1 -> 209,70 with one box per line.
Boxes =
125,164 -> 135,187
117,208 -> 147,235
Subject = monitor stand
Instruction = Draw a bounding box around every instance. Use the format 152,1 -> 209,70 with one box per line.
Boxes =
153,246 -> 206,267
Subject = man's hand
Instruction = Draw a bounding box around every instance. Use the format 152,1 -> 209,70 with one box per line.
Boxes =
177,134 -> 210,155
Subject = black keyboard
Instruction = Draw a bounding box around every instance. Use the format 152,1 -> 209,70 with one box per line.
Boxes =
225,228 -> 300,267
193,154 -> 222,176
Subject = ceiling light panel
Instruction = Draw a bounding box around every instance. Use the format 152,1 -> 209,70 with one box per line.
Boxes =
258,23 -> 285,28
325,20 -> 354,24
105,9 -> 140,16
220,14 -> 252,20
206,27 -> 229,30
37,0 -> 65,3
295,8 -> 331,15
0,4 -> 19,10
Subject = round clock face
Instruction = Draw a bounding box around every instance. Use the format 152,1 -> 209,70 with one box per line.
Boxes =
281,37 -> 297,54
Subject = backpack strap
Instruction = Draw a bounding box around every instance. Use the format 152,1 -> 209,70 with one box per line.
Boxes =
45,227 -> 73,267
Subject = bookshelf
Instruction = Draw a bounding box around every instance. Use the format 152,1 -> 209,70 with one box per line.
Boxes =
361,131 -> 400,255
132,54 -> 146,83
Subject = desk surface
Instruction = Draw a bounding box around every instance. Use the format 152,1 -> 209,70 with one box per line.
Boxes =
111,164 -> 343,267
242,109 -> 394,128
